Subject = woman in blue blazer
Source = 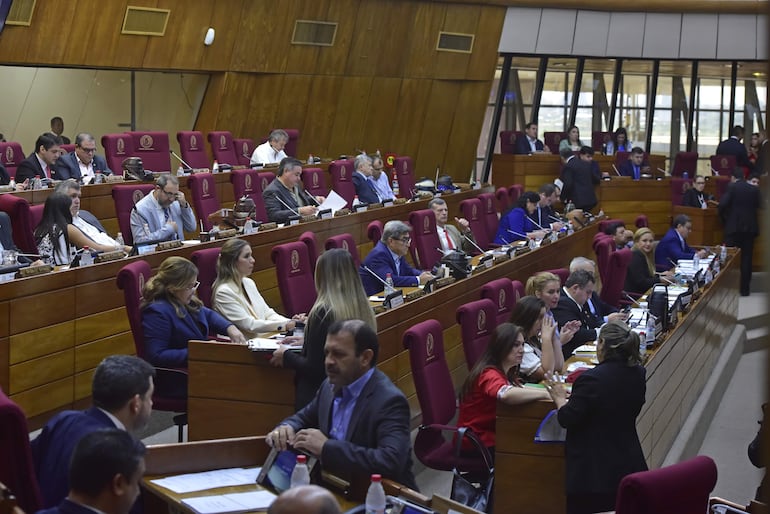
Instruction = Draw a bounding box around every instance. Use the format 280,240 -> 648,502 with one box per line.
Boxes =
141,256 -> 246,368
494,191 -> 546,244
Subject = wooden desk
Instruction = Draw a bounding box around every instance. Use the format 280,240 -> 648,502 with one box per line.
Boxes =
494,249 -> 740,514
672,205 -> 723,246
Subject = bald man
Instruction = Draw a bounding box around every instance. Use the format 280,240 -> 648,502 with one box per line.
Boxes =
267,485 -> 341,514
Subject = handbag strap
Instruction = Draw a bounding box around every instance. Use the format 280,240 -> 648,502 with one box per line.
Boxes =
454,426 -> 494,473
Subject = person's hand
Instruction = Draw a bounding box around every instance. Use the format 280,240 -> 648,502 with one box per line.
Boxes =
543,144 -> 551,153
299,205 -> 317,216
540,314 -> 556,345
641,165 -> 651,175
454,217 -> 470,231
270,345 -> 288,367
166,220 -> 178,232
544,375 -> 568,407
175,191 -> 189,208
226,325 -> 246,344
315,195 -> 326,204
267,424 -> 296,451
559,320 -> 581,345
122,245 -> 132,254
292,428 -> 328,458
418,271 -> 434,284
281,336 -> 303,347
30,259 -> 46,267
608,311 -> 628,322
660,270 -> 675,278
529,230 -> 547,240
551,221 -> 565,232
18,179 -> 30,191
292,313 -> 308,323
285,320 -> 296,332
696,249 -> 708,258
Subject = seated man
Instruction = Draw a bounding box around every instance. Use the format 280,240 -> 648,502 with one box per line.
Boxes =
130,174 -> 196,243
32,355 -> 154,509
251,129 -> 289,165
551,269 -> 601,359
430,198 -> 476,254
267,485 -> 341,514
618,147 -> 649,180
604,221 -> 633,250
266,320 -> 418,490
15,132 -> 61,184
370,155 -> 395,201
569,257 -> 626,326
359,220 -> 433,296
654,214 -> 707,270
514,122 -> 550,155
54,133 -> 112,183
55,179 -> 128,251
529,183 -> 564,231
351,154 -> 381,205
38,430 -> 146,514
262,157 -> 320,224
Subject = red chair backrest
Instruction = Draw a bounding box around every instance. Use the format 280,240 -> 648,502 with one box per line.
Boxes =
635,215 -> 649,228
187,173 -> 221,231
207,131 -> 239,165
544,267 -> 569,286
58,143 -> 76,154
0,142 -> 24,179
671,151 -> 698,177
597,218 -> 624,235
543,132 -> 565,154
270,241 -> 317,316
233,138 -> 255,166
325,233 -> 360,268
713,175 -> 731,199
367,220 -> 383,245
511,280 -> 525,304
301,167 -> 327,199
329,160 -> 356,208
614,151 -> 631,170
190,247 -> 221,308
0,386 -> 42,514
600,248 -> 632,308
230,169 -> 269,223
29,204 -> 44,234
671,178 -> 692,206
477,193 -> 498,246
499,131 -> 522,154
459,198 -> 490,249
393,156 -> 416,199
711,154 -> 736,176
116,260 -> 153,359
456,299 -> 497,370
480,277 -> 515,325
0,194 -> 36,253
592,131 -> 611,152
508,184 -> 524,203
258,171 -> 277,197
101,133 -> 135,176
111,184 -> 156,246
126,131 -> 171,172
408,209 -> 443,270
299,231 -> 319,271
177,131 -> 211,169
592,235 -> 615,285
495,187 -> 511,213
269,129 -> 300,158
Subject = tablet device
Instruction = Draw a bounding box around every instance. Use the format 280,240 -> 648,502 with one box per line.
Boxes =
256,446 -> 318,494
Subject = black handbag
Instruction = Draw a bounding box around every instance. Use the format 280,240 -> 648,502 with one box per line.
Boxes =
450,427 -> 495,513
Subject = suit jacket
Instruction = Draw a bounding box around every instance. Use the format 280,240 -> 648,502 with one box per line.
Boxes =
37,498 -> 103,514
0,162 -> 9,185
15,153 -> 53,183
129,191 -> 196,243
551,289 -> 600,359
718,179 -> 761,237
560,156 -> 599,211
528,204 -> 555,230
141,299 -> 232,367
53,152 -> 112,181
262,177 -> 317,224
360,241 -> 423,296
514,135 -> 544,154
654,228 -> 695,269
494,206 -> 536,244
618,160 -> 644,179
442,223 -> 477,254
0,211 -> 30,264
716,137 -> 753,170
282,306 -> 331,411
75,209 -> 108,235
755,140 -> 769,175
352,172 -> 381,204
280,369 -> 418,490
31,407 -> 117,508
558,359 -> 647,496
212,278 -> 290,339
624,249 -> 658,296
681,188 -> 712,208
584,291 -> 617,325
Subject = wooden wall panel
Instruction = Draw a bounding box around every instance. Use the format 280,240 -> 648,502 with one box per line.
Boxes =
362,77 -> 404,152
433,4 -> 479,81
327,77 -> 375,155
389,79 -> 432,159
415,81 -> 462,176
145,0 -> 214,71
467,6 -> 507,80
239,74 -> 284,141
301,75 -> 347,158
443,81 -> 494,176
317,0 -> 360,75
404,3 -> 447,79
284,0 -> 330,76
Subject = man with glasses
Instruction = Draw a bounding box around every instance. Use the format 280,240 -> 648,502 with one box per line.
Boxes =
654,214 -> 707,271
251,129 -> 289,165
55,132 -> 112,183
370,155 -> 395,201
682,175 -> 716,209
130,174 -> 195,243
359,220 -> 433,296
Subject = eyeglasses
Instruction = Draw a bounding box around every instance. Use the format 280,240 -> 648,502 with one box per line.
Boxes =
160,188 -> 178,197
79,147 -> 96,154
397,237 -> 412,244
695,181 -> 706,185
187,281 -> 200,290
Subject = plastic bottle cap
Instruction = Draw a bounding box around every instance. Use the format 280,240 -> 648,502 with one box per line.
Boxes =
296,455 -> 307,464
370,474 -> 381,481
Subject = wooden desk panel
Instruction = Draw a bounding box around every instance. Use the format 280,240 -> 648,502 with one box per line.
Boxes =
672,205 -> 723,246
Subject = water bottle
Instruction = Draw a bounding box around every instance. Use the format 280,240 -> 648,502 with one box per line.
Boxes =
605,141 -> 614,155
212,160 -> 219,173
115,232 -> 125,248
565,200 -> 575,214
683,171 -> 689,180
720,244 -> 727,264
33,174 -> 42,190
243,217 -> 256,235
693,252 -> 700,271
645,314 -> 656,350
95,171 -> 104,184
80,246 -> 93,266
528,237 -> 537,250
385,273 -> 395,295
177,166 -> 185,177
8,178 -> 15,190
352,195 -> 361,208
365,474 -> 386,514
567,222 -> 574,236
289,454 -> 311,488
391,170 -> 400,197
307,154 -> 314,165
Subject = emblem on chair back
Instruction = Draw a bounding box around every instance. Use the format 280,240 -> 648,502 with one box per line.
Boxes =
202,178 -> 210,197
5,146 -> 15,164
720,157 -> 729,168
401,161 -> 407,173
425,333 -> 436,363
190,135 -> 199,149
117,138 -> 126,155
290,249 -> 300,272
132,190 -> 146,204
477,310 -> 486,333
342,240 -> 349,251
139,135 -> 154,150
422,216 -> 430,234
244,174 -> 253,192
312,173 -> 319,187
471,203 -> 478,220
498,290 -> 506,311
340,165 -> 348,179
219,135 -> 228,150
486,197 -> 493,212
261,177 -> 269,190
241,142 -> 249,155
138,272 -> 147,299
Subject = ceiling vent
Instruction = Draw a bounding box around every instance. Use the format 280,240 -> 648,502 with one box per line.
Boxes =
292,20 -> 337,46
6,0 -> 36,26
121,6 -> 170,36
437,32 -> 474,54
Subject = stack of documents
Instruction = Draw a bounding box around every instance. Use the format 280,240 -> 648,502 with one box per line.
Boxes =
182,490 -> 277,514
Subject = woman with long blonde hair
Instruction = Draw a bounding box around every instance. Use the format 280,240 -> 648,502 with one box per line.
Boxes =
624,228 -> 672,295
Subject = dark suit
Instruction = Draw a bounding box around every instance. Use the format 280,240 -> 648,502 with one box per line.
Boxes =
514,135 -> 545,155
0,211 -> 30,264
280,369 -> 417,490
716,136 -> 753,171
37,498 -> 103,514
718,179 -> 762,295
624,249 -> 657,296
528,203 -> 556,230
359,241 -> 423,296
654,228 -> 695,270
551,289 -> 600,359
54,152 -> 112,181
14,153 -> 53,183
352,172 -> 381,205
681,188 -> 712,208
557,359 -> 647,512
0,162 -> 9,185
560,156 -> 599,211
31,407 -> 117,508
584,291 -> 617,325
618,160 -> 644,179
262,177 -> 317,224
755,140 -> 769,175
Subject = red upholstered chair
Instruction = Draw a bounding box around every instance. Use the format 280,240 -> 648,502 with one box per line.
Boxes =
635,215 -> 649,228
480,277 -> 515,325
126,131 -> 171,172
271,241 -> 317,316
0,387 -> 42,514
508,184 -> 524,203
111,183 -> 156,246
190,247 -> 221,308
270,129 -> 300,158
543,132 -> 565,154
299,231 -> 319,271
258,171 -> 277,197
325,233 -> 360,268
101,133 -> 135,176
615,151 -> 631,171
499,131 -> 523,154
393,156 -> 416,199
495,187 -> 511,212
544,267 -> 569,286
233,138 -> 255,166
711,154 -> 736,177
207,131 -> 239,165
0,142 -> 24,178
598,218 -> 625,235
511,280 -> 525,304
329,159 -> 356,208
187,173 -> 221,231
301,167 -> 327,199
367,220 -> 383,245
477,193 -> 498,248
713,175 -> 731,199
403,319 -> 490,474
116,261 -> 187,442
29,204 -> 44,233
671,151 -> 698,177
459,198 -> 491,249
600,248 -> 632,308
456,299 -> 497,370
0,194 -> 36,253
615,455 -> 717,514
671,178 -> 692,206
177,131 -> 211,169
58,143 -> 76,154
592,235 -> 615,286
592,131 -> 611,152
230,169 -> 269,223
408,209 -> 443,270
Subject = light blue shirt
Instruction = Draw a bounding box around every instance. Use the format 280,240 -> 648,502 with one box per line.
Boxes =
371,173 -> 395,201
329,367 -> 375,441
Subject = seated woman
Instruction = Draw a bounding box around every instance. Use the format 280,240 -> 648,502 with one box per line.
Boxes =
457,323 -> 551,454
624,228 -> 673,296
559,125 -> 583,152
141,256 -> 246,368
34,193 -> 124,266
525,271 -> 580,349
493,191 -> 547,244
509,296 -> 562,383
608,127 -> 631,155
212,238 -> 304,339
270,248 -> 376,411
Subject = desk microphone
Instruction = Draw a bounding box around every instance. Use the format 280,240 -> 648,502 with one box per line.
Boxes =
272,194 -> 300,216
461,232 -> 486,255
624,293 -> 642,307
169,150 -> 193,170
656,167 -> 667,177
612,164 -> 622,176
528,217 -> 548,231
507,229 -> 528,240
548,215 -> 564,224
16,252 -> 50,259
301,188 -> 321,206
362,265 -> 393,291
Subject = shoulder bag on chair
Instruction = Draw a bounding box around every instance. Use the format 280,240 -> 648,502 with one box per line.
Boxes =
450,427 -> 494,513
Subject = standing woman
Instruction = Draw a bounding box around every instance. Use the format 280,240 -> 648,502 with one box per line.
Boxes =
547,320 -> 648,514
508,296 -> 562,383
270,248 -> 376,410
624,228 -> 672,296
559,125 -> 583,152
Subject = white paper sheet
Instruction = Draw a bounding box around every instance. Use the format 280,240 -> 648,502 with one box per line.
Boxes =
181,490 -> 277,514
149,467 -> 261,494
317,190 -> 348,213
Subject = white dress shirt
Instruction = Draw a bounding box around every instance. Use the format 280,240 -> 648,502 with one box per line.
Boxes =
251,141 -> 287,165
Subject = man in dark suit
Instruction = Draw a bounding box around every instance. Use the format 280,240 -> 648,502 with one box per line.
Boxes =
359,220 -> 433,296
717,125 -> 754,172
38,430 -> 146,514
262,157 -> 321,224
529,183 -> 565,231
266,320 -> 418,491
560,146 -> 599,212
552,270 -> 603,359
15,132 -> 61,184
515,122 -> 549,154
654,214 -> 707,270
0,162 -> 9,185
54,133 -> 112,183
50,116 -> 71,145
754,132 -> 769,175
351,153 -> 381,204
32,355 -> 155,509
569,257 -> 626,325
719,167 -> 762,296
617,147 -> 649,180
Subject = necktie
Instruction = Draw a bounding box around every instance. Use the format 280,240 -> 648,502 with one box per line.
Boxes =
164,208 -> 170,222
634,166 -> 639,180
45,165 -> 51,179
444,228 -> 454,250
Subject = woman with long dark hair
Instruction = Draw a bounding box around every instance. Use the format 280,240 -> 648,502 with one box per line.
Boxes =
509,296 -> 562,383
493,191 -> 546,244
559,125 -> 583,152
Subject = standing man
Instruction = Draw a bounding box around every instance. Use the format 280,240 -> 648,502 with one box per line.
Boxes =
370,155 -> 395,201
50,116 -> 71,145
515,122 -> 550,154
430,198 -> 476,254
717,125 -> 754,172
15,133 -> 60,183
55,133 -> 112,183
130,174 -> 196,243
654,214 -> 708,270
32,355 -> 154,509
719,167 -> 762,296
618,147 -> 649,180
351,154 -> 381,205
251,129 -> 289,165
266,320 -> 418,491
560,146 -> 599,212
262,157 -> 321,223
